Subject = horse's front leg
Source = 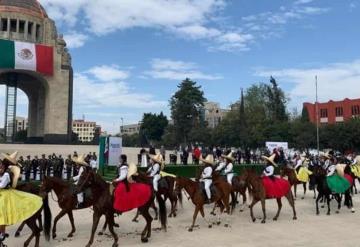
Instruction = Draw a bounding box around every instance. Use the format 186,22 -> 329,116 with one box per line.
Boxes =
260,198 -> 266,223
249,198 -> 259,222
67,211 -> 76,238
14,221 -> 26,237
189,206 -> 200,232
86,212 -> 101,247
302,183 -> 306,200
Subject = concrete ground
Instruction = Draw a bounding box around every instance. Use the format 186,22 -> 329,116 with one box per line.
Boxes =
5,185 -> 360,247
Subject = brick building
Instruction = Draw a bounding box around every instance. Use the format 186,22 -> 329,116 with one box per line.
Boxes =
303,98 -> 360,124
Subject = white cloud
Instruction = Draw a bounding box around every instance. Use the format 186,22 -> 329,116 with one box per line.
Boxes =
144,58 -> 223,81
87,65 -> 130,81
255,59 -> 360,108
294,0 -> 315,5
63,32 -> 88,49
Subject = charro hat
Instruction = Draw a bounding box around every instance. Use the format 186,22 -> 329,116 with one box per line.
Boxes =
261,154 -> 278,167
9,165 -> 21,188
1,151 -> 21,167
149,153 -> 164,164
222,152 -> 235,162
73,154 -> 89,166
127,163 -> 138,183
200,154 -> 214,166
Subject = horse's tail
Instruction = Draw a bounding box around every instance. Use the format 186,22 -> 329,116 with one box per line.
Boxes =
177,189 -> 183,208
43,194 -> 52,241
156,193 -> 167,231
230,191 -> 236,213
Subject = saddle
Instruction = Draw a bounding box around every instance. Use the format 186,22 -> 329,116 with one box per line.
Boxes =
158,177 -> 169,190
199,182 -> 217,200
70,184 -> 93,202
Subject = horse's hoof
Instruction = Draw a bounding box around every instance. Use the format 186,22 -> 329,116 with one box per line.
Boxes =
14,232 -> 20,237
67,233 -> 73,238
301,197 -> 304,200
327,212 -> 330,216
132,219 -> 139,223
336,211 -> 339,214
316,212 -> 320,215
112,243 -> 119,247
208,224 -> 212,229
114,223 -> 120,228
273,217 -> 277,221
98,232 -> 103,236
252,218 -> 256,223
216,221 -> 221,226
141,238 -> 149,243
261,220 -> 266,224
351,209 -> 355,213
210,212 -> 216,216
224,224 -> 229,228
188,228 -> 193,232
52,234 -> 57,239
293,217 -> 297,220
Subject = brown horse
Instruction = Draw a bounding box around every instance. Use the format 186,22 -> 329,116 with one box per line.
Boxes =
280,166 -> 313,199
240,169 -> 297,223
15,183 -> 52,247
231,175 -> 248,212
75,167 -> 167,247
39,176 -> 94,239
175,176 -> 232,232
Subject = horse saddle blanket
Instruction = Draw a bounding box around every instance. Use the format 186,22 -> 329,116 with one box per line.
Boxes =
113,182 -> 152,213
158,178 -> 169,190
69,184 -> 93,200
262,176 -> 291,199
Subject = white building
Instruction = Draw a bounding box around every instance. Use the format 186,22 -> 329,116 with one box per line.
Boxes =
204,102 -> 229,128
15,116 -> 28,132
72,119 -> 98,142
120,123 -> 141,135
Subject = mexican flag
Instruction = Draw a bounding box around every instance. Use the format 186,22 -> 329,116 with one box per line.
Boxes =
0,39 -> 53,76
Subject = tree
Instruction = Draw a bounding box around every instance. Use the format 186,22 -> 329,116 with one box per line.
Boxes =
301,107 -> 310,122
140,112 -> 168,142
170,78 -> 207,144
238,88 -> 247,148
265,77 -> 288,122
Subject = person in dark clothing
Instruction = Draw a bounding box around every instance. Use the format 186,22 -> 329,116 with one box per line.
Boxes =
65,155 -> 73,180
58,155 -> 64,178
24,155 -> 31,182
216,147 -> 222,159
31,156 -> 39,180
182,147 -> 189,165
149,145 -> 156,155
39,154 -> 47,181
46,155 -> 52,177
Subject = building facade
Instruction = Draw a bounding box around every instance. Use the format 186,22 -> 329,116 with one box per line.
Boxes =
120,123 -> 141,135
303,98 -> 360,124
72,119 -> 97,142
204,102 -> 229,128
15,116 -> 28,132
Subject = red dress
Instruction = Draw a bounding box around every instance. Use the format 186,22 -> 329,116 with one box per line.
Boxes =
113,182 -> 152,213
262,176 -> 291,199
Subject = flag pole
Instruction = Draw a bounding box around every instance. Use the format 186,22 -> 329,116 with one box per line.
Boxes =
315,76 -> 320,155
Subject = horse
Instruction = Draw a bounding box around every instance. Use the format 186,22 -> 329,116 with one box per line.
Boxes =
74,167 -> 167,247
240,169 -> 297,223
39,176 -> 95,239
14,182 -> 52,247
280,166 -> 313,199
310,166 -> 343,215
174,176 -> 232,232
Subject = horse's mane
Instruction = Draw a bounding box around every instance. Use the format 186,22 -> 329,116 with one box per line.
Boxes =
46,176 -> 70,187
92,171 -> 109,190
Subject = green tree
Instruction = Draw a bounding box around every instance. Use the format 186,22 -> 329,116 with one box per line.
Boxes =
170,78 -> 207,144
265,76 -> 288,122
301,107 -> 310,122
140,112 -> 168,142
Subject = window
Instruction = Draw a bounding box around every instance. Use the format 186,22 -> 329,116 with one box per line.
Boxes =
10,19 -> 17,32
1,18 -> 8,31
36,24 -> 41,39
352,105 -> 360,116
320,109 -> 328,118
335,107 -> 343,117
19,20 -> 25,33
28,22 -> 33,35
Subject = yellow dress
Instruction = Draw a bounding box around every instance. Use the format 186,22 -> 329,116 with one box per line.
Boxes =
296,167 -> 313,183
351,165 -> 360,178
0,188 -> 42,226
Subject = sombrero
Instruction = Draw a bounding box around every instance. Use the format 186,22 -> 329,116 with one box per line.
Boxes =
261,154 -> 278,167
1,151 -> 21,166
149,153 -> 165,170
200,155 -> 214,166
9,165 -> 21,188
355,155 -> 360,165
222,152 -> 235,162
73,154 -> 89,166
127,163 -> 138,183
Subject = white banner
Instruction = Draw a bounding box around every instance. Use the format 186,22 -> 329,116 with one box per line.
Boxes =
266,141 -> 288,151
108,137 -> 122,166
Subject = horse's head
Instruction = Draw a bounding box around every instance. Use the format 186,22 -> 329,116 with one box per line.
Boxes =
174,177 -> 187,194
75,167 -> 95,194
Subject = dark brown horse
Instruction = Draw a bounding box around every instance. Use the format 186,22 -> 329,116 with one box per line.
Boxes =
15,183 -> 52,247
39,176 -> 94,239
280,166 -> 312,199
175,176 -> 232,232
75,168 -> 167,247
240,169 -> 297,223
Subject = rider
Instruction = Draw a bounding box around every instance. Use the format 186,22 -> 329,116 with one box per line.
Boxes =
72,154 -> 89,208
0,152 -> 42,245
221,152 -> 235,185
200,155 -> 214,202
147,153 -> 163,192
113,154 -> 129,191
262,154 -> 277,179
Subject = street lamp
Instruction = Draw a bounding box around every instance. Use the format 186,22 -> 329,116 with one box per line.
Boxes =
120,117 -> 124,135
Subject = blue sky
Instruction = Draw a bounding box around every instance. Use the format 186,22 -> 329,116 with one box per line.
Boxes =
1,0 -> 360,133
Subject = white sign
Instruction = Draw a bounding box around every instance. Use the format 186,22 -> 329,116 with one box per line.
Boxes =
108,137 -> 122,166
266,142 -> 288,151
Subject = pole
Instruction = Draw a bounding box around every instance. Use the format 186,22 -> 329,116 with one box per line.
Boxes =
315,76 -> 320,155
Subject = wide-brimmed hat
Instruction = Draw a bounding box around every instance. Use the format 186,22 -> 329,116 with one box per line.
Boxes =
261,154 -> 278,167
127,163 -> 138,183
9,165 -> 21,188
73,154 -> 89,166
222,152 -> 235,162
149,153 -> 164,164
321,152 -> 332,159
200,155 -> 214,166
1,151 -> 21,167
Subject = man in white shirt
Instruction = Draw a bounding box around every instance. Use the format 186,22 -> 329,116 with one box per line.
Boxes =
147,154 -> 163,192
72,154 -> 88,208
200,155 -> 214,202
89,156 -> 97,172
221,152 -> 235,185
262,154 -> 277,178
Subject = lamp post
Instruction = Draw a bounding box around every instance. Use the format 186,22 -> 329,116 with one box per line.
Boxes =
120,117 -> 124,136
315,76 -> 320,155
